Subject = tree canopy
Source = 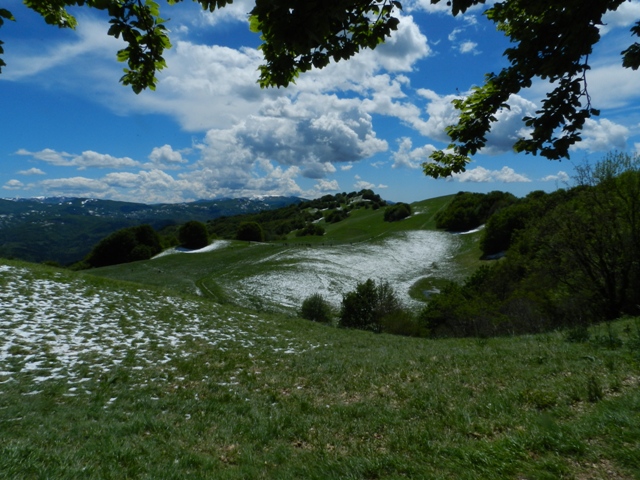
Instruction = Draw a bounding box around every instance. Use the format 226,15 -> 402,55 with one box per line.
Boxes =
3,0 -> 639,177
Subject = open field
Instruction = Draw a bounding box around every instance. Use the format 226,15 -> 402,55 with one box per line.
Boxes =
90,196 -> 485,313
1,260 -> 639,478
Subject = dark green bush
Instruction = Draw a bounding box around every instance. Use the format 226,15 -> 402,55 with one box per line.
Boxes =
436,191 -> 516,232
339,279 -> 402,333
384,203 -> 411,222
295,223 -> 325,237
300,293 -> 333,323
178,220 -> 209,250
236,222 -> 265,242
85,224 -> 162,268
325,209 -> 349,223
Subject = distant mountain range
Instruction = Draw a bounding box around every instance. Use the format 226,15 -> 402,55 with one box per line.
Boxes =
0,196 -> 303,265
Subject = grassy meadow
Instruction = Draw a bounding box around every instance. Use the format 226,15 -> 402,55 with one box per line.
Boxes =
1,194 -> 639,478
1,259 -> 639,478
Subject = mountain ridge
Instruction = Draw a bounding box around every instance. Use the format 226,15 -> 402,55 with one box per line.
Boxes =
0,196 -> 304,265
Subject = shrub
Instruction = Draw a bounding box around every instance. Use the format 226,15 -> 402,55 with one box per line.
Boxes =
384,203 -> 412,222
300,293 -> 333,323
380,309 -> 423,337
339,279 -> 403,333
85,224 -> 162,268
236,222 -> 265,242
295,223 -> 325,237
178,220 -> 209,250
325,209 -> 348,223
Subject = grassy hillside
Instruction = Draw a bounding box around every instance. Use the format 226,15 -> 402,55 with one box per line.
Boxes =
1,260 -> 639,478
88,195 -> 484,313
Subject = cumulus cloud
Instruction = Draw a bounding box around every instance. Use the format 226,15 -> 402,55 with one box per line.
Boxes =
391,137 -> 437,169
459,41 -> 480,54
314,179 -> 340,193
147,144 -> 187,169
192,94 -> 387,187
39,177 -> 115,197
371,14 -> 431,71
417,90 -> 537,154
3,179 -> 25,190
570,118 -> 629,152
17,168 -> 45,176
195,0 -> 254,26
449,166 -> 531,183
599,1 -> 640,34
16,148 -> 140,170
37,170 -> 197,203
541,171 -> 570,183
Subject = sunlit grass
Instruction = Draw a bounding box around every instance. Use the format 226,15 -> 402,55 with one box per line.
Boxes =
1,260 -> 639,478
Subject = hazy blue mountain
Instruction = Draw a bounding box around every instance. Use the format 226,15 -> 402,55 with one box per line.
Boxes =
0,196 -> 303,265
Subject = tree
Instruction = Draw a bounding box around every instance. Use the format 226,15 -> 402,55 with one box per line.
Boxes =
339,279 -> 402,333
383,202 -> 411,222
300,293 -> 333,323
3,0 -> 638,175
178,220 -> 209,250
236,221 -> 264,242
85,224 -> 162,268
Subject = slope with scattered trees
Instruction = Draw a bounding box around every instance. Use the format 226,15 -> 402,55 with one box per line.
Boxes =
422,151 -> 640,337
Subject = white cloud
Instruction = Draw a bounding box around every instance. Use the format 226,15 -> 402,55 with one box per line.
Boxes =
391,137 -> 437,169
599,1 -> 640,34
417,90 -> 538,154
416,88 -> 463,142
40,177 -> 114,197
459,41 -> 479,54
314,179 -> 340,193
354,180 -> 376,190
148,144 -> 187,168
341,164 -> 354,171
570,118 -> 629,152
191,95 -> 387,185
541,171 -> 570,183
17,168 -> 45,176
2,16 -> 123,81
581,64 -> 640,110
16,148 -> 139,170
195,0 -> 254,26
372,15 -> 431,72
3,179 -> 25,190
449,166 -> 531,183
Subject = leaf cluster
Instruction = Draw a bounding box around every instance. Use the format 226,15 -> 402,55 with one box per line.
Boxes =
426,0 -> 640,176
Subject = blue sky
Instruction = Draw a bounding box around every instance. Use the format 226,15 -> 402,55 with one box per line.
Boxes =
1,0 -> 640,204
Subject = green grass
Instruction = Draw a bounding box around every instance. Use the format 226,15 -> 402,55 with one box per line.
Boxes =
88,195 -> 485,313
1,260 -> 639,478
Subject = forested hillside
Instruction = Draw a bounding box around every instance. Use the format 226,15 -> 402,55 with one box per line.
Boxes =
422,152 -> 640,337
0,196 -> 302,265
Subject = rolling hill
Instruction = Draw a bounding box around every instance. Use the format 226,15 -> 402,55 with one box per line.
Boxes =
0,196 -> 302,265
1,255 -> 638,478
88,195 -> 484,314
